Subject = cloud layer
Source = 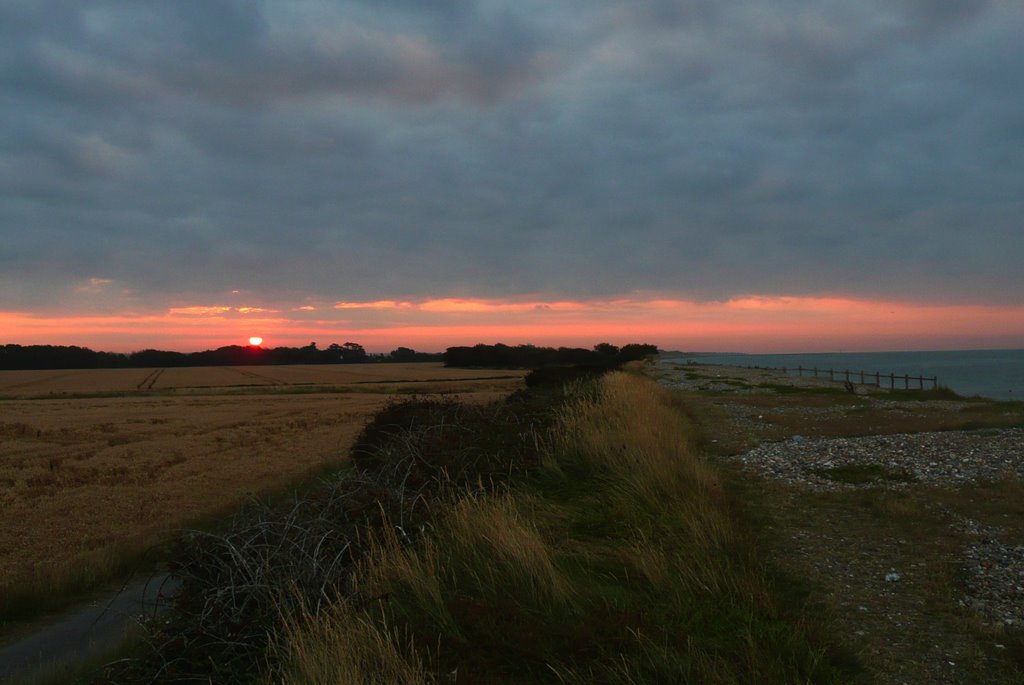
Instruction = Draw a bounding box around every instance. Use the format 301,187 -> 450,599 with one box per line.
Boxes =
2,0 -> 1022,326
4,296 -> 1023,353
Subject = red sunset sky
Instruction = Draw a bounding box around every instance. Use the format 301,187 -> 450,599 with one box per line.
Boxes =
3,295 -> 1022,354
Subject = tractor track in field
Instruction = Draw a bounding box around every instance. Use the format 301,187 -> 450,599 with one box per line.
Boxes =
135,368 -> 165,390
229,367 -> 286,385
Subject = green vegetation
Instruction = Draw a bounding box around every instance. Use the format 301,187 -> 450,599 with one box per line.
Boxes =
88,372 -> 858,683
756,383 -> 851,396
273,374 -> 857,684
868,385 -> 968,402
17,360 -> 1024,682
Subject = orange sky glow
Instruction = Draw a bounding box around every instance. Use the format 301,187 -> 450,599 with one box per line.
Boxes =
3,295 -> 1022,354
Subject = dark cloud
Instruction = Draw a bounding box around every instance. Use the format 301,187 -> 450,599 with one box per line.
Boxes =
1,1 -> 550,109
898,0 -> 992,34
1,0 -> 1022,314
627,0 -> 721,28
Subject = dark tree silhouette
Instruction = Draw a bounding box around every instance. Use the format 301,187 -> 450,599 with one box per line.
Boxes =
0,340 -> 656,371
443,342 -> 659,369
339,342 -> 368,363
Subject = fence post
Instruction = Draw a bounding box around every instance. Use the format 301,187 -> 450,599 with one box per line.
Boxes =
904,374 -> 909,389
859,371 -> 864,384
918,376 -> 924,390
829,369 -> 834,381
813,367 -> 818,378
844,370 -> 850,382
798,365 -> 803,377
890,373 -> 895,389
874,372 -> 880,387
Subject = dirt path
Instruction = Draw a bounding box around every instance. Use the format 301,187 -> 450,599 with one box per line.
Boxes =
0,574 -> 177,682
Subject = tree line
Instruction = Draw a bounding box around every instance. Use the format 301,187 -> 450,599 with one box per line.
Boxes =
0,343 -> 441,370
442,342 -> 659,368
0,341 -> 658,371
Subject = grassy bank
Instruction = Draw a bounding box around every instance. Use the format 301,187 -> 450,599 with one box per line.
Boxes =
276,372 -> 857,684
86,371 -> 858,683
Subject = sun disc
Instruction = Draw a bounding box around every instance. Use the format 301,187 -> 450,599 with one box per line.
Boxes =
249,336 -> 263,346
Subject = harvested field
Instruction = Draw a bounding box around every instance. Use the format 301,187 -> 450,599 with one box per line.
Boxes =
0,363 -> 524,397
0,363 -> 526,614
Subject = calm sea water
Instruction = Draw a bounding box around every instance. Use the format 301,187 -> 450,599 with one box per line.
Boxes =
666,349 -> 1024,401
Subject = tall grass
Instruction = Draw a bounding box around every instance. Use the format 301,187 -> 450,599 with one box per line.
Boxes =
97,393 -> 557,682
275,607 -> 427,685
551,373 -> 732,542
100,374 -> 857,683
270,373 -> 858,684
536,374 -> 832,682
274,489 -> 578,682
360,490 -> 573,633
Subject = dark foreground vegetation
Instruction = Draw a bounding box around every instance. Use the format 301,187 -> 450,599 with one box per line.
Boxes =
59,368 -> 858,684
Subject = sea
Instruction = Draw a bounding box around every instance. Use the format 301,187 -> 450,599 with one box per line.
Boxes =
664,348 -> 1024,401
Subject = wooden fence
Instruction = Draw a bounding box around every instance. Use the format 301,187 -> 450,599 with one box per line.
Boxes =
743,364 -> 938,390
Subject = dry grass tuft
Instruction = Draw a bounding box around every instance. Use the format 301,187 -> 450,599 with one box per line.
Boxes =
441,491 -> 571,606
276,604 -> 428,685
358,489 -> 572,643
553,372 -> 735,548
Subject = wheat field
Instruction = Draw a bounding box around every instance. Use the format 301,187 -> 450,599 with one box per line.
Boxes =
0,363 -> 525,598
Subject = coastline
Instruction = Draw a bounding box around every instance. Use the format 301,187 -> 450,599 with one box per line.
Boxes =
661,349 -> 1024,401
651,357 -> 1024,683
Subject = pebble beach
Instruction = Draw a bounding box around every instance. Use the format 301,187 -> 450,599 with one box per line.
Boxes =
656,358 -> 1024,637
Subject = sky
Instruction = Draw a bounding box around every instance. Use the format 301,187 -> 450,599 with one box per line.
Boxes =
2,0 -> 1023,353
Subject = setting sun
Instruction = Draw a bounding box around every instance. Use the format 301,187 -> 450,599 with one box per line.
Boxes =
248,336 -> 263,346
